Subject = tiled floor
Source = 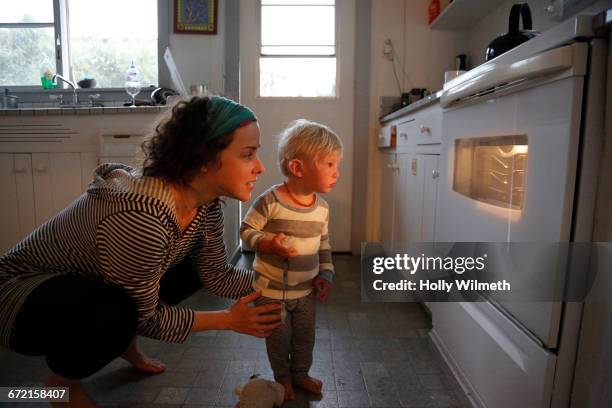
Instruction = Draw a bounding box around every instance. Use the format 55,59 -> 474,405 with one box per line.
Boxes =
0,255 -> 465,407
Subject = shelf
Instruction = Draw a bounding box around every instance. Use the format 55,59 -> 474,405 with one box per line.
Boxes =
430,0 -> 506,30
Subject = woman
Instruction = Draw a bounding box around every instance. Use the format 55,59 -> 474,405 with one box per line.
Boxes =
0,96 -> 280,407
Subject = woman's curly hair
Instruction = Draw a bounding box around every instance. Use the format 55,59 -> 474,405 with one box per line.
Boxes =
142,96 -> 234,185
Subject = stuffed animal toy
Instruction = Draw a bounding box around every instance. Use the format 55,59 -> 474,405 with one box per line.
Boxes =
234,375 -> 285,408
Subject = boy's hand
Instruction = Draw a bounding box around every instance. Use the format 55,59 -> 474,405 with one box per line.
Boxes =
257,233 -> 298,258
313,277 -> 331,302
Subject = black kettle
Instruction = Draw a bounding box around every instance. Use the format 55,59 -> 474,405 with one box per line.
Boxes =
485,3 -> 539,62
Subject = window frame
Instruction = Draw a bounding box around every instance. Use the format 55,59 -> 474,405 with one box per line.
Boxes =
256,0 -> 339,100
0,0 -> 169,91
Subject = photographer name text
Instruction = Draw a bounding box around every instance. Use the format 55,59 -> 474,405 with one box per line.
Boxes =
372,279 -> 511,292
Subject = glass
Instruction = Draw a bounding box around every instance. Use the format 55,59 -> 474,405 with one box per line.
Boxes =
125,61 -> 141,107
0,0 -> 54,23
261,0 -> 334,6
260,57 -> 336,97
261,5 -> 334,48
0,28 -> 55,86
68,0 -> 158,87
261,45 -> 335,56
453,135 -> 528,210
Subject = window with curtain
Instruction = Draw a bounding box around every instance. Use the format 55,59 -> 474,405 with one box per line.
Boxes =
259,0 -> 336,97
0,0 -> 159,88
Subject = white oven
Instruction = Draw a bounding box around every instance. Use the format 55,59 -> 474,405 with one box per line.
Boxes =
430,14 -> 607,408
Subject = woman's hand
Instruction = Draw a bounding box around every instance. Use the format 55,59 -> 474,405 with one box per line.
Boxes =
257,233 -> 298,258
226,291 -> 282,337
313,277 -> 331,302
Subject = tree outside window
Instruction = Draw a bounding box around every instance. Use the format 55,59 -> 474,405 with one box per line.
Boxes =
0,0 -> 158,88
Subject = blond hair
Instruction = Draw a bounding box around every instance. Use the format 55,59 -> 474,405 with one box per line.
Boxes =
277,119 -> 343,177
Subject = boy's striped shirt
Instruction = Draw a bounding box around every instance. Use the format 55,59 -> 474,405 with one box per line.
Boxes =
240,185 -> 334,300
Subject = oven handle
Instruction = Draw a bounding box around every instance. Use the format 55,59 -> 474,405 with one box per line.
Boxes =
441,44 -> 575,108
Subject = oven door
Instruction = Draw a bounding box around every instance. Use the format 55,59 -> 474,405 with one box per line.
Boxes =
436,44 -> 587,348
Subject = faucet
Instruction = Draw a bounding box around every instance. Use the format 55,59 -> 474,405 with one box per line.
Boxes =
52,74 -> 78,105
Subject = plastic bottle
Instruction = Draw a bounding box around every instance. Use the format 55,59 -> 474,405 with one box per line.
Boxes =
40,66 -> 56,89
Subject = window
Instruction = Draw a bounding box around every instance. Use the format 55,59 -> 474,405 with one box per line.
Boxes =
0,1 -> 56,87
68,0 -> 158,88
259,0 -> 336,97
0,0 -> 160,88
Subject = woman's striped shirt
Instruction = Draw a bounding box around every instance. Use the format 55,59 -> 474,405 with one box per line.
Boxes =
0,164 -> 253,347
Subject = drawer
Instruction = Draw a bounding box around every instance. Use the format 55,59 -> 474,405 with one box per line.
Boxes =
431,302 -> 556,408
414,107 -> 441,145
377,124 -> 396,148
396,118 -> 417,148
396,106 -> 442,149
99,133 -> 144,157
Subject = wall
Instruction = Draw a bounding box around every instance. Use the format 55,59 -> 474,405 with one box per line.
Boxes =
167,0 -> 226,94
365,0 -> 468,241
466,0 -> 612,67
351,0 -> 372,253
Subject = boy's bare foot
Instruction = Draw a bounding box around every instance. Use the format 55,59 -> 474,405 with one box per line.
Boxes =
293,375 -> 323,395
46,371 -> 99,408
276,376 -> 295,400
121,336 -> 166,373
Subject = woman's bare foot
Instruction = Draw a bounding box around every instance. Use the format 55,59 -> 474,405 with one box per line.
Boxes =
121,336 -> 166,373
276,376 -> 295,401
46,371 -> 99,408
293,375 -> 323,395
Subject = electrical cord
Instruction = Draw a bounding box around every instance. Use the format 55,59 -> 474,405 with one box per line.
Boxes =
384,39 -> 413,96
391,56 -> 403,96
392,46 -> 413,91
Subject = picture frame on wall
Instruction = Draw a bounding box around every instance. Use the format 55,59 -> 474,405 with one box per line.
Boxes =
174,0 -> 218,35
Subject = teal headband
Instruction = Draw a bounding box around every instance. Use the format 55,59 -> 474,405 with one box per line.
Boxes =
207,96 -> 257,141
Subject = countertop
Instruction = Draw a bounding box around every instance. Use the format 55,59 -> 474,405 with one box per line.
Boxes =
380,90 -> 443,123
0,106 -> 167,116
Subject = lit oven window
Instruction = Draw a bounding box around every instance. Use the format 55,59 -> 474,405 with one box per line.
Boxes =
454,135 -> 528,210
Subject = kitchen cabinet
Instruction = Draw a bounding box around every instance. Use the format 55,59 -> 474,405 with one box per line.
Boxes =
395,153 -> 440,243
31,153 -> 84,225
421,154 -> 440,241
0,112 -> 157,254
381,153 -> 398,242
99,133 -> 145,168
0,154 -> 35,253
0,152 -> 86,253
379,103 -> 442,245
0,110 -> 243,258
430,0 -> 505,30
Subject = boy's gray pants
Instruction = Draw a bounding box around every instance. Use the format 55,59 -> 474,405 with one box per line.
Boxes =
256,292 -> 316,379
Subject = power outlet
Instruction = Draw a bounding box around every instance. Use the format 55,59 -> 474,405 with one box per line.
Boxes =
383,39 -> 394,61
